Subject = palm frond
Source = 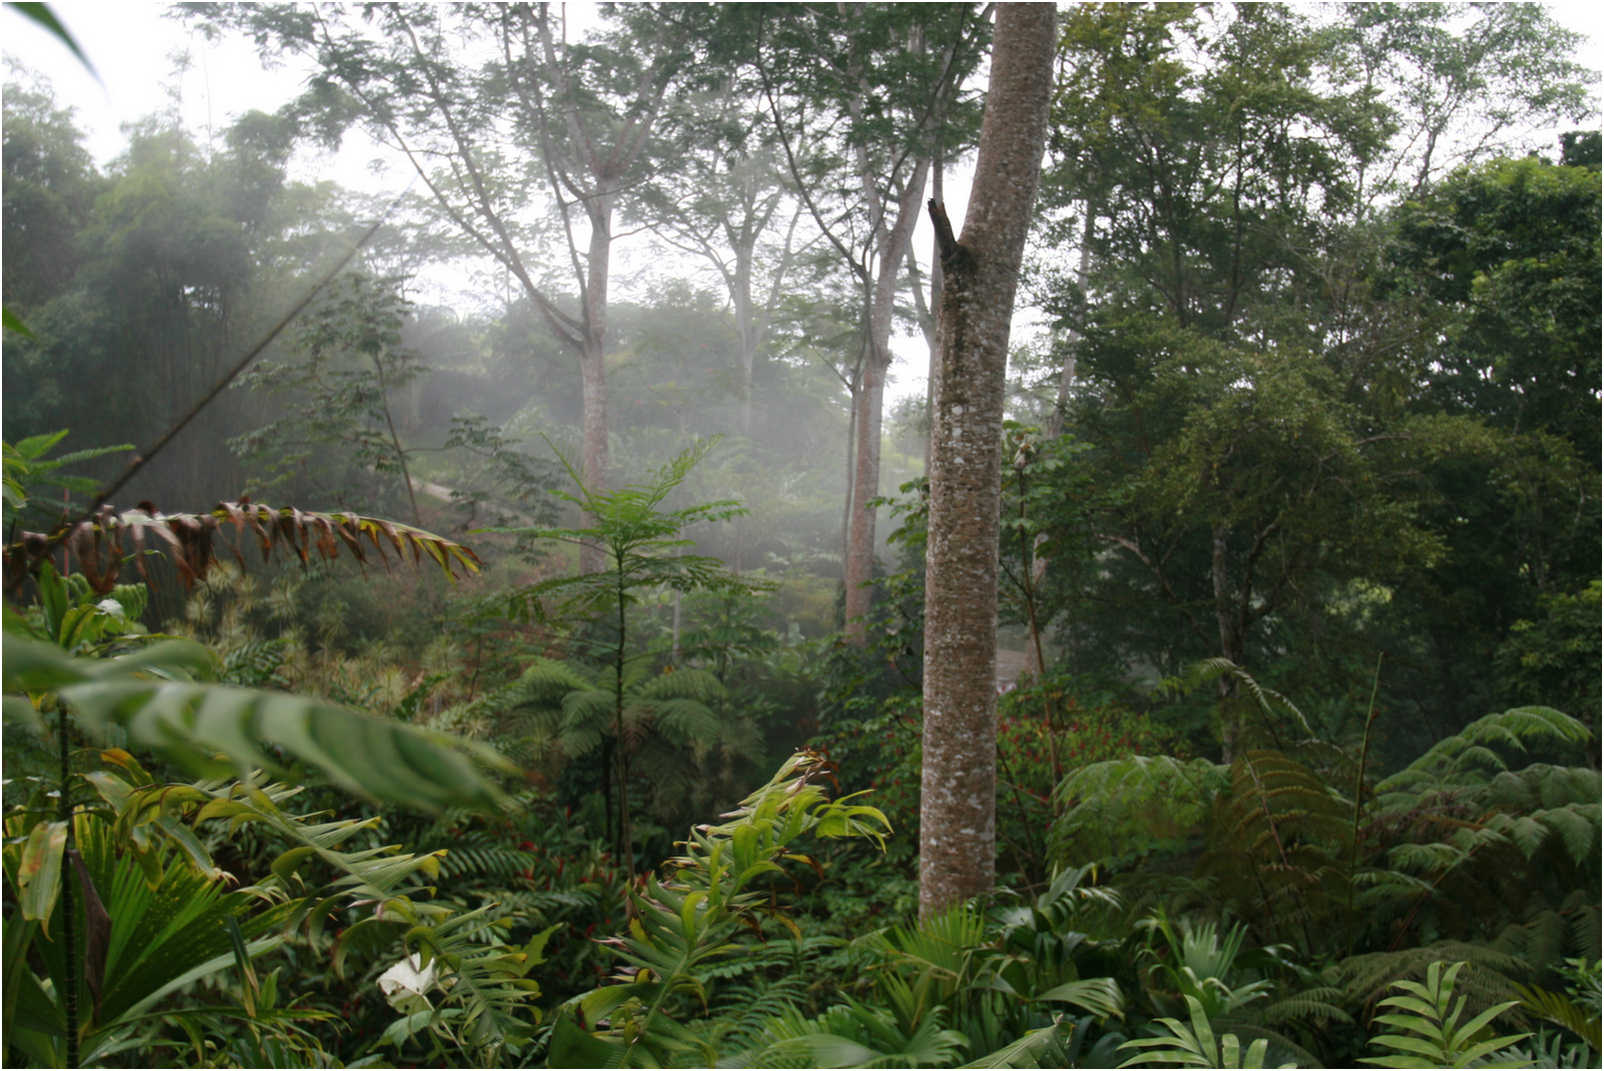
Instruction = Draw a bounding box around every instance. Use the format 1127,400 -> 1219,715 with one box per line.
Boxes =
5,501 -> 481,597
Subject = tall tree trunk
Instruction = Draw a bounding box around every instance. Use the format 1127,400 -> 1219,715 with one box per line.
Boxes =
923,155 -> 946,469
920,3 -> 1055,918
733,239 -> 758,439
842,346 -> 888,641
579,192 -> 614,574
843,162 -> 932,643
1210,520 -> 1246,759
1046,204 -> 1097,440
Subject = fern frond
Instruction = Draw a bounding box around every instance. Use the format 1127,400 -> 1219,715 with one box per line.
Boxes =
1051,755 -> 1227,869
634,666 -> 726,703
6,501 -> 481,597
1361,960 -> 1531,1068
1376,708 -> 1593,801
437,845 -> 539,882
1338,944 -> 1527,1012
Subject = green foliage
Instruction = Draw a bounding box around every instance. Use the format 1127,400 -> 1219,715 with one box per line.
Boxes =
998,678 -> 1187,876
490,652 -> 761,841
1119,995 -> 1294,1069
1494,582 -> 1602,732
1048,666 -> 1600,996
498,436 -> 763,871
547,750 -> 891,1067
1,430 -> 130,528
2,809 -> 324,1068
1361,961 -> 1531,1068
1051,755 -> 1229,872
1513,965 -> 1602,1057
507,437 -> 752,630
231,271 -> 427,515
3,625 -> 511,813
1,732 -> 498,1067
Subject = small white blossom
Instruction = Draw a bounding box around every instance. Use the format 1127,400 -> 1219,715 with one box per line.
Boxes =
377,952 -> 437,1011
96,598 -> 124,616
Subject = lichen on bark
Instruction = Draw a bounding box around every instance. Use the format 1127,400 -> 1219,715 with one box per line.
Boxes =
918,3 -> 1057,918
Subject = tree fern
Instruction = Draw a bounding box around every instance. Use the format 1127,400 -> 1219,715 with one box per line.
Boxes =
1338,944 -> 1528,1014
1373,708 -> 1593,805
703,974 -> 814,1064
1200,749 -> 1355,950
1050,755 -> 1229,870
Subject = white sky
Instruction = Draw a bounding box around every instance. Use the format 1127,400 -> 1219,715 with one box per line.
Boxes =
5,2 -> 1603,406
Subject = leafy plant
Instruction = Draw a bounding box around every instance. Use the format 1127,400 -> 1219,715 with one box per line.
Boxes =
547,750 -> 892,1067
1361,961 -> 1531,1068
231,271 -> 428,521
1,735 -> 478,1068
1511,958 -> 1601,1062
493,653 -> 759,842
3,625 -> 510,812
1119,994 -> 1295,1069
1,429 -> 130,529
500,436 -> 762,877
2,809 -> 332,1067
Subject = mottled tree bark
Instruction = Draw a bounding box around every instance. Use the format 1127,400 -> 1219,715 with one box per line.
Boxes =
920,3 -> 1056,918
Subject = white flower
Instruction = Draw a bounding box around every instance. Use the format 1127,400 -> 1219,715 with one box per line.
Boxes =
96,598 -> 124,616
377,952 -> 437,1011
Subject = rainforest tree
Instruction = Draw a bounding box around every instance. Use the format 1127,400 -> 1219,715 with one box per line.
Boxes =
919,1 -> 1056,916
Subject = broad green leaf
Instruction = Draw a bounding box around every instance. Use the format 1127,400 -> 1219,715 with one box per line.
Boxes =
17,819 -> 67,929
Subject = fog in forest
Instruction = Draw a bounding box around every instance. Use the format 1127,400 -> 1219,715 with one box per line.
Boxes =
4,5 -> 1602,1066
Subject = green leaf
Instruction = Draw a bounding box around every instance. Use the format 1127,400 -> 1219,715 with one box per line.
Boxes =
17,819 -> 67,929
5,632 -> 512,812
5,3 -> 100,79
1035,976 -> 1125,1020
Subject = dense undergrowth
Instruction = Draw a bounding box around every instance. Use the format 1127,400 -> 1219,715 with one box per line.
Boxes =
3,433 -> 1598,1069
3,5 -> 1599,1064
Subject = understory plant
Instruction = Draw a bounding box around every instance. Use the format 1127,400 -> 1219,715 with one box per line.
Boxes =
1361,960 -> 1531,1068
546,750 -> 892,1067
0,562 -> 542,1065
494,436 -> 765,879
1047,660 -> 1599,1064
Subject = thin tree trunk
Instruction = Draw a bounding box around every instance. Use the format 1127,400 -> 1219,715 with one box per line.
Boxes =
843,162 -> 932,644
923,154 -> 946,469
843,351 -> 888,640
920,2 -> 1055,918
578,193 -> 615,574
1211,520 -> 1246,759
1046,205 -> 1096,439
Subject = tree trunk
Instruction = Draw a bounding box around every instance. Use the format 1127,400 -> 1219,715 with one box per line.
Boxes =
1210,520 -> 1246,759
842,348 -> 888,641
733,239 -> 758,439
923,155 -> 946,469
577,191 -> 615,574
920,3 -> 1055,918
843,163 -> 932,644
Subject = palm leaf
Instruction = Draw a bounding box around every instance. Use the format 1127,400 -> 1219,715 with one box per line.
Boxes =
4,632 -> 512,812
5,501 -> 481,597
